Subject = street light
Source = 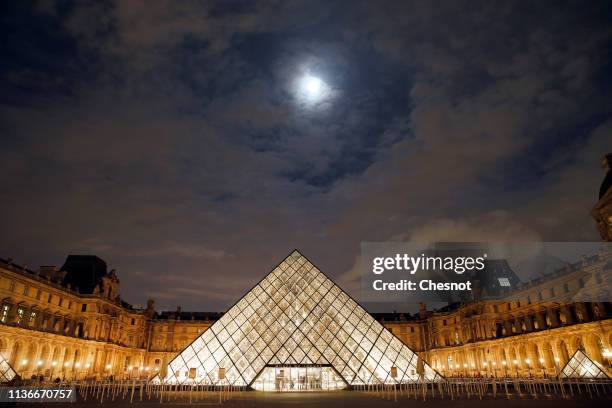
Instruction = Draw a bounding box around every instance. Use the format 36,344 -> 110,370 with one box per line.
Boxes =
35,360 -> 43,382
525,359 -> 531,377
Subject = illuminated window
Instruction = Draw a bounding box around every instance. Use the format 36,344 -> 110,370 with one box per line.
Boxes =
23,286 -> 29,296
497,278 -> 511,287
28,311 -> 36,325
0,304 -> 9,323
16,307 -> 24,324
8,281 -> 15,292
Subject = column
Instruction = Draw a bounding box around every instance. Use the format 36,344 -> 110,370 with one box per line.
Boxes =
561,305 -> 574,325
524,315 -> 534,332
546,308 -> 559,328
535,310 -> 547,330
513,317 -> 523,334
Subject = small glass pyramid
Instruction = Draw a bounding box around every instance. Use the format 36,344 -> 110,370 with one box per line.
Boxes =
156,250 -> 441,388
560,349 -> 609,379
0,352 -> 17,383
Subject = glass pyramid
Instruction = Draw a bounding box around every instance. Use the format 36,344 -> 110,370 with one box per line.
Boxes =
157,250 -> 441,388
560,349 -> 609,379
0,352 -> 17,383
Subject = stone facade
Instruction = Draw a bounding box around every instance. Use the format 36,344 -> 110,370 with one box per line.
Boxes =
1,251 -> 610,381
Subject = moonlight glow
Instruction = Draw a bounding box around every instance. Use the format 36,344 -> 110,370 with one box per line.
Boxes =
298,74 -> 327,104
303,75 -> 322,96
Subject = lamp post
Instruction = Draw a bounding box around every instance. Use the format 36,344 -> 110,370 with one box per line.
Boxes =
36,360 -> 43,382
525,359 -> 531,377
513,359 -> 519,377
51,361 -> 57,381
483,361 -> 488,378
492,361 -> 497,378
502,360 -> 507,377
539,358 -> 545,377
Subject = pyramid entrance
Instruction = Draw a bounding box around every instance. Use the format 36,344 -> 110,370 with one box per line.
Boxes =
252,364 -> 346,391
156,250 -> 441,389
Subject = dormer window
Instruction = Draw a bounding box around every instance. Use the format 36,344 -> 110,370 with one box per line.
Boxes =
16,307 -> 24,324
0,304 -> 9,323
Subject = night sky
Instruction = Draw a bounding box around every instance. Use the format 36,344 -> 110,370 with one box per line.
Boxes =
1,1 -> 611,312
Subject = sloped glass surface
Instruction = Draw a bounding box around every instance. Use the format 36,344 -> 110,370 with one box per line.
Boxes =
0,352 -> 17,383
560,349 -> 608,379
160,250 -> 441,387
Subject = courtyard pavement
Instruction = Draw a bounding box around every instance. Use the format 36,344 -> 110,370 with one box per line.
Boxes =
25,390 -> 610,408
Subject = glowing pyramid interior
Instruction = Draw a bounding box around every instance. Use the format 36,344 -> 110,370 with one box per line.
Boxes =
0,352 -> 17,383
560,349 -> 609,379
157,250 -> 441,389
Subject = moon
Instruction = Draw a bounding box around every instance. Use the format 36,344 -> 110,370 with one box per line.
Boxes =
299,75 -> 325,102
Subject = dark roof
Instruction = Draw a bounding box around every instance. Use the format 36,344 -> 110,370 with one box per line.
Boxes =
371,312 -> 420,322
60,255 -> 108,294
476,259 -> 521,298
155,311 -> 224,321
600,168 -> 612,199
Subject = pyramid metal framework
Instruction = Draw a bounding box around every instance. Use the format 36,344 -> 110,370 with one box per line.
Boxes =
560,349 -> 609,379
0,352 -> 17,383
157,250 -> 441,387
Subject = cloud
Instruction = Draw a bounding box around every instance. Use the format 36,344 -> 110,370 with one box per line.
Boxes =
1,1 -> 611,311
336,211 -> 540,298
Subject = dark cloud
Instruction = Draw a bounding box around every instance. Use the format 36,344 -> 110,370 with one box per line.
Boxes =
1,0 -> 611,311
